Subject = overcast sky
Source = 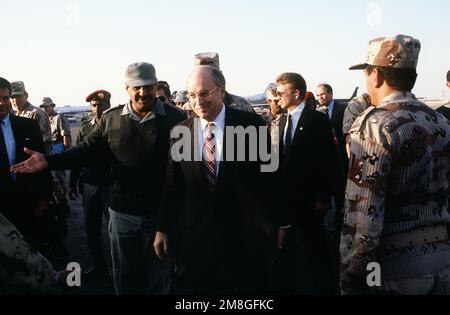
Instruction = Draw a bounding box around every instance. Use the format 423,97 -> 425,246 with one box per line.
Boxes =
2,0 -> 449,106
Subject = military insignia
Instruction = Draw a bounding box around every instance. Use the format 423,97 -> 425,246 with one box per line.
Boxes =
387,52 -> 401,66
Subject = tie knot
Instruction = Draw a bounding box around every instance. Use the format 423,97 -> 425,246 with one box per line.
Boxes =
206,123 -> 215,138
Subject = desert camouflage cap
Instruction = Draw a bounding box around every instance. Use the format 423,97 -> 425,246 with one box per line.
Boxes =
11,81 -> 27,97
40,97 -> 55,107
194,52 -> 220,69
350,35 -> 421,70
174,90 -> 188,103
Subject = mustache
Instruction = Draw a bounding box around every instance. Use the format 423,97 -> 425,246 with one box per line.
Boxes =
137,96 -> 154,101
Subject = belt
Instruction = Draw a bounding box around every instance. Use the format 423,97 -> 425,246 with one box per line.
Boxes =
383,224 -> 449,249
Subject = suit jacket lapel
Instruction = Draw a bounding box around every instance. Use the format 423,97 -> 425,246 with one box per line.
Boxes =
188,117 -> 205,186
9,115 -> 24,163
215,106 -> 230,190
291,107 -> 308,147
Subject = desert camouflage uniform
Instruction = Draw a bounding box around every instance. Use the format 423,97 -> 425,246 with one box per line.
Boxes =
48,112 -> 72,218
0,212 -> 59,294
49,113 -> 71,145
340,91 -> 450,294
15,102 -> 52,152
270,113 -> 284,153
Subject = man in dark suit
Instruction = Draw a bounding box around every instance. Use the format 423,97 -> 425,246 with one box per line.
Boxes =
0,77 -> 52,249
316,84 -> 348,173
154,65 -> 275,295
276,73 -> 340,294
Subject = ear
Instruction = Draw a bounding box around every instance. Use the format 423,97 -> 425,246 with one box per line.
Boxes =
373,68 -> 384,89
446,82 -> 450,89
219,86 -> 226,98
293,89 -> 301,101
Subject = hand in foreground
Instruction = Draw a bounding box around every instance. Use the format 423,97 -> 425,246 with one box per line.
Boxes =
153,231 -> 169,261
10,148 -> 48,174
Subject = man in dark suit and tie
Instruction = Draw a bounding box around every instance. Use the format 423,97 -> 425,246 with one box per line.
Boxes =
0,77 -> 52,249
276,73 -> 341,294
154,65 -> 275,295
316,84 -> 348,174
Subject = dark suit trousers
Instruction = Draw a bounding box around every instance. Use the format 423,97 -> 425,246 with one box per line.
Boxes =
297,212 -> 335,295
274,213 -> 335,295
173,257 -> 270,295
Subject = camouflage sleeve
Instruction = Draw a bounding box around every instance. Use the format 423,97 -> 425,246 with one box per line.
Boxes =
59,115 -> 71,137
342,101 -> 369,135
33,110 -> 52,143
340,131 -> 391,293
0,213 -> 59,294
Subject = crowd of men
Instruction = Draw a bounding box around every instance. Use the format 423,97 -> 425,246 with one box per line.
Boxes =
1,34 -> 450,295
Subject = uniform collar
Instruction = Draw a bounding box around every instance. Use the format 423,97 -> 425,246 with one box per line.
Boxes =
378,91 -> 417,108
121,99 -> 166,123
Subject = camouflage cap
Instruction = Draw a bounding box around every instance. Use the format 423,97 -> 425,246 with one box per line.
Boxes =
194,52 -> 220,69
86,89 -> 111,103
11,81 -> 27,97
125,62 -> 158,87
39,97 -> 55,107
174,90 -> 188,103
350,35 -> 421,70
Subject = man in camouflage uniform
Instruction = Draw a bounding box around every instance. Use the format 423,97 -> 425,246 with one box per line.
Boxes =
265,83 -> 284,151
10,81 -> 52,153
341,35 -> 450,295
69,90 -> 112,278
0,211 -> 63,294
194,52 -> 255,113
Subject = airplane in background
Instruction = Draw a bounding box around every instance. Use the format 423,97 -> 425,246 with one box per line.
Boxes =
55,105 -> 91,122
56,105 -> 91,115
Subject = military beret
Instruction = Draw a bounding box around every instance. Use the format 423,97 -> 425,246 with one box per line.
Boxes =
86,90 -> 111,103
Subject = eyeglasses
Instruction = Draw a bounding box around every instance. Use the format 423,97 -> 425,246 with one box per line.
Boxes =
188,87 -> 218,101
276,90 -> 294,97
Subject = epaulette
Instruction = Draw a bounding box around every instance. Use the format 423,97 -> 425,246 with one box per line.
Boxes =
102,104 -> 124,115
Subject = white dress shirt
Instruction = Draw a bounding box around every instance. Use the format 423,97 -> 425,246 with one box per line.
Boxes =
283,103 -> 305,145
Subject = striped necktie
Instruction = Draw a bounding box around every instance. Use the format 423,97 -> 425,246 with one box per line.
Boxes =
202,123 -> 216,190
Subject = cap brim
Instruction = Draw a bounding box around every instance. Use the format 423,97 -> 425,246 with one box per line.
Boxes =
126,79 -> 158,88
349,63 -> 368,70
11,91 -> 25,97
